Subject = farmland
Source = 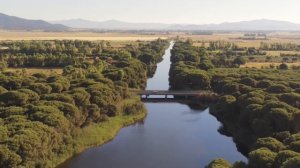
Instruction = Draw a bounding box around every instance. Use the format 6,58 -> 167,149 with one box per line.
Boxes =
0,31 -> 169,41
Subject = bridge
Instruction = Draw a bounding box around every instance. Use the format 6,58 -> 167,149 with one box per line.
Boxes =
136,90 -> 218,102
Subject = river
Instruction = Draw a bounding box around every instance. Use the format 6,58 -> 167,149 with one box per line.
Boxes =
60,41 -> 246,168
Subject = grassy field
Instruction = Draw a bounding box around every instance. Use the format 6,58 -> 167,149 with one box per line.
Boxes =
189,32 -> 300,48
0,31 -> 169,41
2,31 -> 300,47
6,67 -> 63,75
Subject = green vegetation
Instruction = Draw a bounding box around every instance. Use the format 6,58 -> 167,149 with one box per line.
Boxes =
0,39 -> 169,168
170,40 -> 300,168
0,39 -> 169,78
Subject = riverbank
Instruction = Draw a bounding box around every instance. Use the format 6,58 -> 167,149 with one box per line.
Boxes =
56,102 -> 147,167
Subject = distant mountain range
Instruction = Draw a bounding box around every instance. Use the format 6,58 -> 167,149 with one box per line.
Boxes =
0,13 -> 69,31
52,19 -> 300,31
51,19 -> 170,30
1,12 -> 300,31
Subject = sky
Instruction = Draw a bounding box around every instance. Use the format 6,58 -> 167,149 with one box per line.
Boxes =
1,0 -> 300,24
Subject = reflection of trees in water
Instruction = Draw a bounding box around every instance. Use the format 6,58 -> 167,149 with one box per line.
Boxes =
183,101 -> 248,156
172,100 -> 210,111
207,103 -> 249,157
137,119 -> 145,126
186,102 -> 209,111
217,125 -> 249,157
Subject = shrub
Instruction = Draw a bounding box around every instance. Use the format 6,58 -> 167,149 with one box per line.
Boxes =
206,158 -> 232,168
253,137 -> 286,152
248,148 -> 277,168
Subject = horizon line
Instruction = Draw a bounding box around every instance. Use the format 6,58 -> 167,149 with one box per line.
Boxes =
1,12 -> 299,25
50,18 -> 300,25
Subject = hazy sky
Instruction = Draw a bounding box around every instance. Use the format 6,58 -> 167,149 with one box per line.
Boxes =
2,0 -> 300,24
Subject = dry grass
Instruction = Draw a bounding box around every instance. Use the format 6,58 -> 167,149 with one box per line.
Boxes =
264,50 -> 300,56
184,33 -> 242,41
187,32 -> 300,48
0,31 -> 169,41
240,62 -> 300,69
6,67 -> 63,75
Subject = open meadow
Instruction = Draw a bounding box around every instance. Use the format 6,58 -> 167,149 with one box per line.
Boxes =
190,32 -> 300,48
0,31 -> 169,41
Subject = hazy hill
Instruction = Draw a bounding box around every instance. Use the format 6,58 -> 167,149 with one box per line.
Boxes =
52,19 -> 170,30
1,12 -> 300,31
0,13 -> 69,31
172,19 -> 300,31
53,19 -> 300,31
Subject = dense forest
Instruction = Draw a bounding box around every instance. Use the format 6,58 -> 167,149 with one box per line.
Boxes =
0,39 -> 169,168
0,39 -> 169,77
169,40 -> 300,168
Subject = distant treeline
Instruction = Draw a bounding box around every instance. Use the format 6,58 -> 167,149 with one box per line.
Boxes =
0,39 -> 169,77
260,42 -> 300,51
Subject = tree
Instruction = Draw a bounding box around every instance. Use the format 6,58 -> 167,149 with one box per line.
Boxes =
248,148 -> 277,168
267,84 -> 291,93
289,141 -> 300,153
18,89 -> 40,102
206,158 -> 232,168
279,63 -> 289,70
69,88 -> 91,106
0,62 -> 7,71
281,156 -> 300,168
233,57 -> 246,67
274,150 -> 300,168
0,145 -> 22,168
0,91 -> 28,106
265,108 -> 291,132
187,69 -> 211,89
240,77 -> 257,87
0,86 -> 7,94
29,83 -> 52,94
253,137 -> 286,152
199,61 -> 215,70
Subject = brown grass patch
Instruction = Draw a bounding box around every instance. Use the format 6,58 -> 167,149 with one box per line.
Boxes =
240,62 -> 300,69
0,31 -> 169,41
264,50 -> 300,56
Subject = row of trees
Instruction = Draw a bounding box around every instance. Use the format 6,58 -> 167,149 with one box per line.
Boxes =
0,40 -> 108,56
3,54 -> 84,67
260,42 -> 300,51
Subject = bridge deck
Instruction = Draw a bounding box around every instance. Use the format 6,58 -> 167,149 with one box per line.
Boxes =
137,90 -> 215,96
135,90 -> 218,102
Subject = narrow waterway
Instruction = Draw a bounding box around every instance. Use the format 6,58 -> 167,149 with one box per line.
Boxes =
60,42 -> 246,168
